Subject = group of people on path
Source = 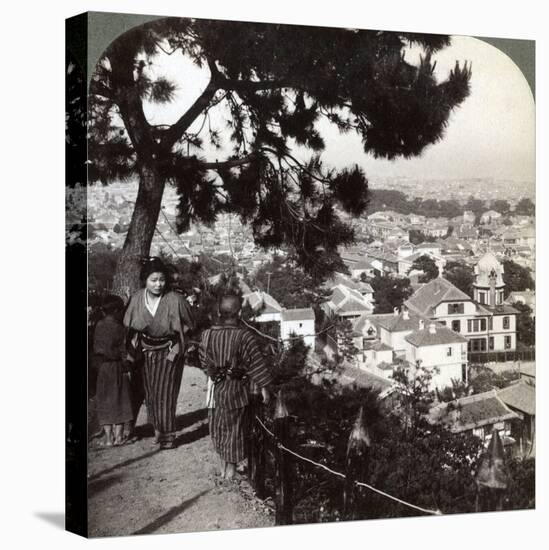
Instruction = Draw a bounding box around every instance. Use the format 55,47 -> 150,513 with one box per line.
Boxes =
91,257 -> 273,479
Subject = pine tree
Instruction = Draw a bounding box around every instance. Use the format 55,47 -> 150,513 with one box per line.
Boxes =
88,18 -> 471,296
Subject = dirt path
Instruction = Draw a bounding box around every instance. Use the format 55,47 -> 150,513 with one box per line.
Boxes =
88,366 -> 273,537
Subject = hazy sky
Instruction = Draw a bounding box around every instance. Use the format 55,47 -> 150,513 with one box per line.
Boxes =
141,33 -> 535,184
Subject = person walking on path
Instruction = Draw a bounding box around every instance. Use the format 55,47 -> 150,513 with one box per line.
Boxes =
199,294 -> 272,480
124,257 -> 195,449
93,294 -> 134,446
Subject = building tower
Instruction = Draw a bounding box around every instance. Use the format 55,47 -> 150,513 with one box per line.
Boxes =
473,252 -> 505,307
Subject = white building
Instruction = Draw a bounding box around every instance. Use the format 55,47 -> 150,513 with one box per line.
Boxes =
405,258 -> 517,354
403,322 -> 469,390
322,284 -> 374,321
243,290 -> 283,323
281,308 -> 316,350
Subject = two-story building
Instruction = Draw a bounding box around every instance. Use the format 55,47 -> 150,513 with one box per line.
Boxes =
405,253 -> 517,355
403,322 -> 469,389
280,308 -> 316,350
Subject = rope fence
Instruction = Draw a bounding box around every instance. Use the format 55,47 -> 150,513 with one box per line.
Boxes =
254,415 -> 441,517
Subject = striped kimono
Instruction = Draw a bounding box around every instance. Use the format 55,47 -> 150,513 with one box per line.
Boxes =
124,289 -> 195,445
199,323 -> 273,463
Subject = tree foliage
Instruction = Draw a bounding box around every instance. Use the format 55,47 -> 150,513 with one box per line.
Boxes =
512,301 -> 535,347
370,273 -> 413,313
253,255 -> 330,308
87,17 -> 472,292
408,254 -> 439,282
443,261 -> 475,297
514,197 -> 535,217
502,259 -> 535,296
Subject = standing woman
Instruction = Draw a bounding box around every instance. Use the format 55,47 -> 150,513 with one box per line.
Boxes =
124,257 -> 195,449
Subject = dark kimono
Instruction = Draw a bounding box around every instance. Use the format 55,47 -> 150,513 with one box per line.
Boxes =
124,290 -> 195,445
199,324 -> 273,463
93,316 -> 133,426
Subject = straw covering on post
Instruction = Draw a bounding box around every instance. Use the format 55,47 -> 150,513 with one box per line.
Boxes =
344,407 -> 371,520
475,429 -> 509,512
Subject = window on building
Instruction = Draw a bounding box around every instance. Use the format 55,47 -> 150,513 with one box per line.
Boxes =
452,320 -> 460,333
505,336 -> 512,349
447,347 -> 452,357
489,337 -> 494,350
439,320 -> 446,326
448,303 -> 464,314
503,316 -> 510,329
299,323 -> 303,328
461,363 -> 467,382
478,291 -> 486,305
498,291 -> 505,305
468,319 -> 486,332
488,317 -> 493,330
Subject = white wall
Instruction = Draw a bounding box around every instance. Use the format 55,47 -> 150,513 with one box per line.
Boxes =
404,341 -> 468,389
281,318 -> 315,349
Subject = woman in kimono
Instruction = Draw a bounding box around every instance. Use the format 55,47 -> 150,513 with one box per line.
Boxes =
124,257 -> 195,449
93,294 -> 134,446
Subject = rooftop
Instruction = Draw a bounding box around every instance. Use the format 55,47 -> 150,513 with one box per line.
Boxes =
405,325 -> 468,347
405,277 -> 472,316
376,310 -> 431,333
281,308 -> 315,322
340,364 -> 394,394
429,389 -> 520,433
497,381 -> 536,416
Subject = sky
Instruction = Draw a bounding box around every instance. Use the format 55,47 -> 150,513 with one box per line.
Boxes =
140,32 -> 535,185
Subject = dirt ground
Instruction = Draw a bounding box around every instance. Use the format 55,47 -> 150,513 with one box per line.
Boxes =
88,366 -> 274,538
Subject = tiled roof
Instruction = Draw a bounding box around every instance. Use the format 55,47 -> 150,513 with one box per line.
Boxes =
405,277 -> 472,316
281,308 -> 315,322
483,304 -> 519,315
340,364 -> 394,393
497,381 -> 535,416
405,326 -> 468,347
376,311 -> 430,333
243,291 -> 283,314
364,341 -> 393,352
326,285 -> 372,315
520,363 -> 535,379
429,390 -> 520,432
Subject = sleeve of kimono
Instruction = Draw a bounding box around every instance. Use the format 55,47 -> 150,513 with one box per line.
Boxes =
241,331 -> 273,388
178,294 -> 196,333
123,292 -> 136,329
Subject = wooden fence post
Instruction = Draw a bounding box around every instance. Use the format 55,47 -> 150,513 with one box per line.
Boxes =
343,406 -> 371,521
475,428 -> 509,512
274,390 -> 293,525
248,392 -> 266,499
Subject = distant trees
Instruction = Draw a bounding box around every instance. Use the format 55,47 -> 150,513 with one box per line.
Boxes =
491,199 -> 511,215
512,302 -> 535,347
502,260 -> 535,296
367,189 -> 463,220
443,261 -> 475,297
409,229 -> 437,245
253,255 -> 330,308
370,273 -> 413,313
408,254 -> 439,283
514,197 -> 535,216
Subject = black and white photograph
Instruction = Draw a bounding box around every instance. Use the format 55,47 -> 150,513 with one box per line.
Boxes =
63,9 -> 538,539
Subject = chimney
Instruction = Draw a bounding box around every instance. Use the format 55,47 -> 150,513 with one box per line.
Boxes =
419,319 -> 425,330
429,323 -> 437,334
393,306 -> 399,316
402,306 -> 409,320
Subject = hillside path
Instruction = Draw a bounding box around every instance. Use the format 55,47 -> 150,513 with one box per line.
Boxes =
88,366 -> 273,537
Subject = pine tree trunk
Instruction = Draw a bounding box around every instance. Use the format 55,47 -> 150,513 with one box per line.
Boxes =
112,165 -> 166,299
